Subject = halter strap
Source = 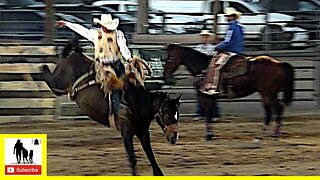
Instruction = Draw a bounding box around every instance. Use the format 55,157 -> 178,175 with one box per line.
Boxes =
71,70 -> 95,90
155,99 -> 178,133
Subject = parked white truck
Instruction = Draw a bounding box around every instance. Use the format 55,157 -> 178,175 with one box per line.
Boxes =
152,0 -> 309,48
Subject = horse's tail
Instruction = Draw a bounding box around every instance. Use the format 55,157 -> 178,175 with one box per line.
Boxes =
61,34 -> 83,58
281,62 -> 294,105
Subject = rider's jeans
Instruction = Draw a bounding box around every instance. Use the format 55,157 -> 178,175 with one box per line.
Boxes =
110,60 -> 125,114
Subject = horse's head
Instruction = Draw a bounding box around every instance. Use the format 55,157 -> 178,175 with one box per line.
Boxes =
163,44 -> 212,84
156,94 -> 182,144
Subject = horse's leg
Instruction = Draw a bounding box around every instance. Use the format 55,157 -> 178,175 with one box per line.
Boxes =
212,98 -> 220,120
122,131 -> 138,175
204,101 -> 215,140
137,131 -> 164,176
205,117 -> 214,140
256,95 -> 273,140
272,97 -> 284,137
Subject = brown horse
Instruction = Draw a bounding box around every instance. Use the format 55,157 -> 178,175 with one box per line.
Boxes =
42,40 -> 181,175
163,44 -> 294,140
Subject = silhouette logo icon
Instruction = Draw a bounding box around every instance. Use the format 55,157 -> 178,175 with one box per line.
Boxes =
3,136 -> 46,176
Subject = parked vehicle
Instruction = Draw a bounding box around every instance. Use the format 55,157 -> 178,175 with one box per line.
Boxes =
92,0 -> 137,16
7,2 -> 136,41
0,9 -> 91,40
201,0 -> 310,49
0,0 -> 42,8
92,0 -> 203,34
257,0 -> 320,40
0,0 -> 6,9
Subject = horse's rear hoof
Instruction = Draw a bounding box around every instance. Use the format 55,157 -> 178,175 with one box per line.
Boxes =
205,134 -> 214,140
271,134 -> 279,138
253,138 -> 261,143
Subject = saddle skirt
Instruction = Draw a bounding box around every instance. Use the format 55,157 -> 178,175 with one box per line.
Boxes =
222,54 -> 248,78
220,55 -> 278,98
218,54 -> 248,98
222,55 -> 280,78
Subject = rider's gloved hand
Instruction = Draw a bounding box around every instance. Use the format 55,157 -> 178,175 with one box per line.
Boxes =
56,20 -> 66,27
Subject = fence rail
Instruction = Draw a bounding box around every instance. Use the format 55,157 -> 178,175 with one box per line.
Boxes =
0,43 -> 319,119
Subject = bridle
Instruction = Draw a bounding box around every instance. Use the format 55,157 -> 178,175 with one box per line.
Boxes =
155,99 -> 179,134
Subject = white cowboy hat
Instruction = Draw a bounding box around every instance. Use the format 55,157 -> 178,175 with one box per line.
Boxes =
93,14 -> 119,30
200,30 -> 213,36
224,7 -> 242,18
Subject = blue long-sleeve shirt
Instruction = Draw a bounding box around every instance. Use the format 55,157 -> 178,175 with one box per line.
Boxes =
216,20 -> 244,54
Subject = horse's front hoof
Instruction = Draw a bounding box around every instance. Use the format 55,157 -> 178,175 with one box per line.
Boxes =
253,135 -> 263,142
154,169 -> 164,176
253,138 -> 262,143
272,126 -> 281,138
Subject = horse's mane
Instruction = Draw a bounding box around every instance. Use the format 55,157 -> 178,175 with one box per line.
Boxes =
61,36 -> 84,58
152,91 -> 169,101
166,44 -> 212,76
167,44 -> 212,60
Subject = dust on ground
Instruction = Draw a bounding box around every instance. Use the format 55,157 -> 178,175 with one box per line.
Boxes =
1,114 -> 319,176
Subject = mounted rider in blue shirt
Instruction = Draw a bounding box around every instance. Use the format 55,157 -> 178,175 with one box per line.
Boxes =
201,7 -> 245,95
216,19 -> 244,54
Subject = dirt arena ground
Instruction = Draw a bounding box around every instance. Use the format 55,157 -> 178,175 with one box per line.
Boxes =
1,114 -> 319,176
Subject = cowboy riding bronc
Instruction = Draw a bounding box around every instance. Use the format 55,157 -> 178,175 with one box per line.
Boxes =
57,14 -> 133,114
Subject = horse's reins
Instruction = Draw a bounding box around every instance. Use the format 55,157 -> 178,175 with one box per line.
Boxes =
155,99 -> 178,133
68,70 -> 97,100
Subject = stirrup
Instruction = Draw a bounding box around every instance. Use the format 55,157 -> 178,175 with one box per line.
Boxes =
203,84 -> 214,90
200,89 -> 219,95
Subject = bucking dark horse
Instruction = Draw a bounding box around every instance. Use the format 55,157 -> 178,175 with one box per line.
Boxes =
42,40 -> 181,175
163,44 -> 294,140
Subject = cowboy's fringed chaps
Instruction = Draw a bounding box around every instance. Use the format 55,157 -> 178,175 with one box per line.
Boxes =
95,62 -> 123,95
125,57 -> 153,88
